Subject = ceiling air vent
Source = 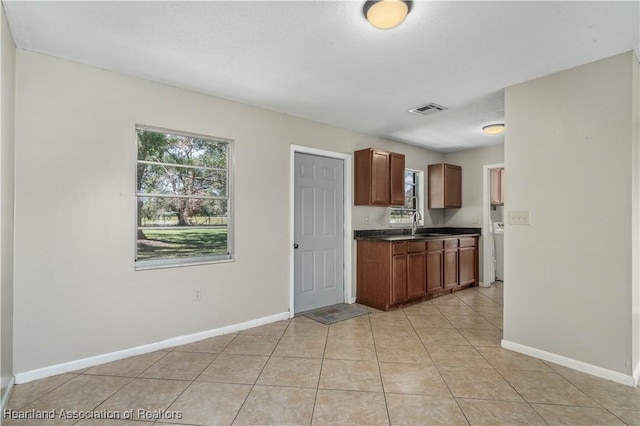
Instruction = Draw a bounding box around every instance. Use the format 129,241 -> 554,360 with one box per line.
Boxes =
408,103 -> 448,116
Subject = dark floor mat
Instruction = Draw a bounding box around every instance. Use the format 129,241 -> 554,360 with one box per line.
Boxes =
303,303 -> 370,325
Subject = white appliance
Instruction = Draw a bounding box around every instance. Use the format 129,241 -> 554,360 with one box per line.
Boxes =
493,221 -> 504,281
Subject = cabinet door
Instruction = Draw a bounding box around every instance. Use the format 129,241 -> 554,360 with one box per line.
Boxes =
370,150 -> 390,205
407,252 -> 426,299
391,254 -> 407,304
490,169 -> 501,205
499,168 -> 505,204
490,168 -> 505,205
444,164 -> 462,208
427,164 -> 444,208
459,246 -> 476,285
429,163 -> 462,208
443,249 -> 458,289
389,153 -> 406,205
426,250 -> 443,293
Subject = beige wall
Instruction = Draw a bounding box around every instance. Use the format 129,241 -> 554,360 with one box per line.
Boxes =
13,50 -> 451,374
0,4 -> 16,402
504,51 -> 639,378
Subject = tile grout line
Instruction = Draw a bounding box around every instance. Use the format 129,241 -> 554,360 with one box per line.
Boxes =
9,373 -> 78,411
133,345 -> 176,379
158,339 -> 233,421
402,300 -> 473,425
115,336 -> 229,425
534,361 -> 636,422
470,338 -> 552,425
229,318 -> 293,426
364,310 -> 399,425
308,320 -> 331,426
18,348 -> 174,413
466,294 -> 608,417
80,377 -> 136,424
434,285 -> 527,424
457,287 -> 537,410
374,308 -> 394,426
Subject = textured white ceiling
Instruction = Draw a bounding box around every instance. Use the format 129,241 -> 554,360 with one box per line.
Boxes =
4,1 -> 639,152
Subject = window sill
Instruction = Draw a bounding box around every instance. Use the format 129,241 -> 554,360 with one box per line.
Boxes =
389,222 -> 423,228
135,257 -> 234,271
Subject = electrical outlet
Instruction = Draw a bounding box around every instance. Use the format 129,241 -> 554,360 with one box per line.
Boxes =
193,289 -> 202,301
508,210 -> 530,225
365,216 -> 369,225
472,216 -> 478,224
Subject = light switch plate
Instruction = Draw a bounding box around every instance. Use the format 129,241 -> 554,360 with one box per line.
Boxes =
508,210 -> 530,225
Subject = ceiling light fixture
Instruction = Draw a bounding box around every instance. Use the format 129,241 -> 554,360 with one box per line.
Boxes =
482,124 -> 505,135
363,0 -> 413,29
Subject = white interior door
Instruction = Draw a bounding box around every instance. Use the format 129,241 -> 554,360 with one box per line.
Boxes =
294,152 -> 344,314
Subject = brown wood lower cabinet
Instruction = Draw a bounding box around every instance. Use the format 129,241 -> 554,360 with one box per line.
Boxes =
357,236 -> 478,310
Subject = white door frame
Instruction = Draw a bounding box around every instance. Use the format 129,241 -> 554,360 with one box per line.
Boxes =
482,162 -> 504,287
289,145 -> 353,318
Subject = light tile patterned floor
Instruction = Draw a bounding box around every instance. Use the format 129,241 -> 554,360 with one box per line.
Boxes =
5,283 -> 640,425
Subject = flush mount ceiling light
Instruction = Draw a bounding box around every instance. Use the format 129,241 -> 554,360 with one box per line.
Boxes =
482,123 -> 505,135
363,0 -> 413,29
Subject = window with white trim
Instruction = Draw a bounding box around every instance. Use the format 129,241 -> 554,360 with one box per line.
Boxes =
389,169 -> 423,225
135,126 -> 233,268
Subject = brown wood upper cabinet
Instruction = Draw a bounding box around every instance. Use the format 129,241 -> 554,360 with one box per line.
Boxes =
354,148 -> 405,206
490,168 -> 505,206
428,163 -> 462,208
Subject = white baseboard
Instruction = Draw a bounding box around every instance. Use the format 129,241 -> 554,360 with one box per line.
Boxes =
15,311 -> 289,385
502,339 -> 637,387
221,312 -> 290,334
633,360 -> 640,386
1,376 -> 15,411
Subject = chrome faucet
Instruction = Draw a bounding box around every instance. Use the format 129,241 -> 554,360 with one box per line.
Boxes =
411,211 -> 422,235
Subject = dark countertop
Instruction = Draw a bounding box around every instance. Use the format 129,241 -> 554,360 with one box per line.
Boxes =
354,227 -> 481,242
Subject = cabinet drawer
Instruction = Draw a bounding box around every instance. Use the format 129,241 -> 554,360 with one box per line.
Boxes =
427,240 -> 443,251
392,242 -> 407,255
459,238 -> 476,248
444,239 -> 458,249
407,241 -> 426,253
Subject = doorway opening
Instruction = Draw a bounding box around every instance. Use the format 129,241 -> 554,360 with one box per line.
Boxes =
482,163 -> 504,287
289,145 -> 352,317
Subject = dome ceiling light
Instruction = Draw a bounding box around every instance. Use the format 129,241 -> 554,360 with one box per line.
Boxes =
363,0 -> 413,29
482,124 -> 505,135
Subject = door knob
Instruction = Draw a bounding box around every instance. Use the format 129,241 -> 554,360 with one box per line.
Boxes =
294,243 -> 299,249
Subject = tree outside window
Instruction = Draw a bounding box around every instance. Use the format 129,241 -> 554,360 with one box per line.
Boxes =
135,126 -> 232,268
